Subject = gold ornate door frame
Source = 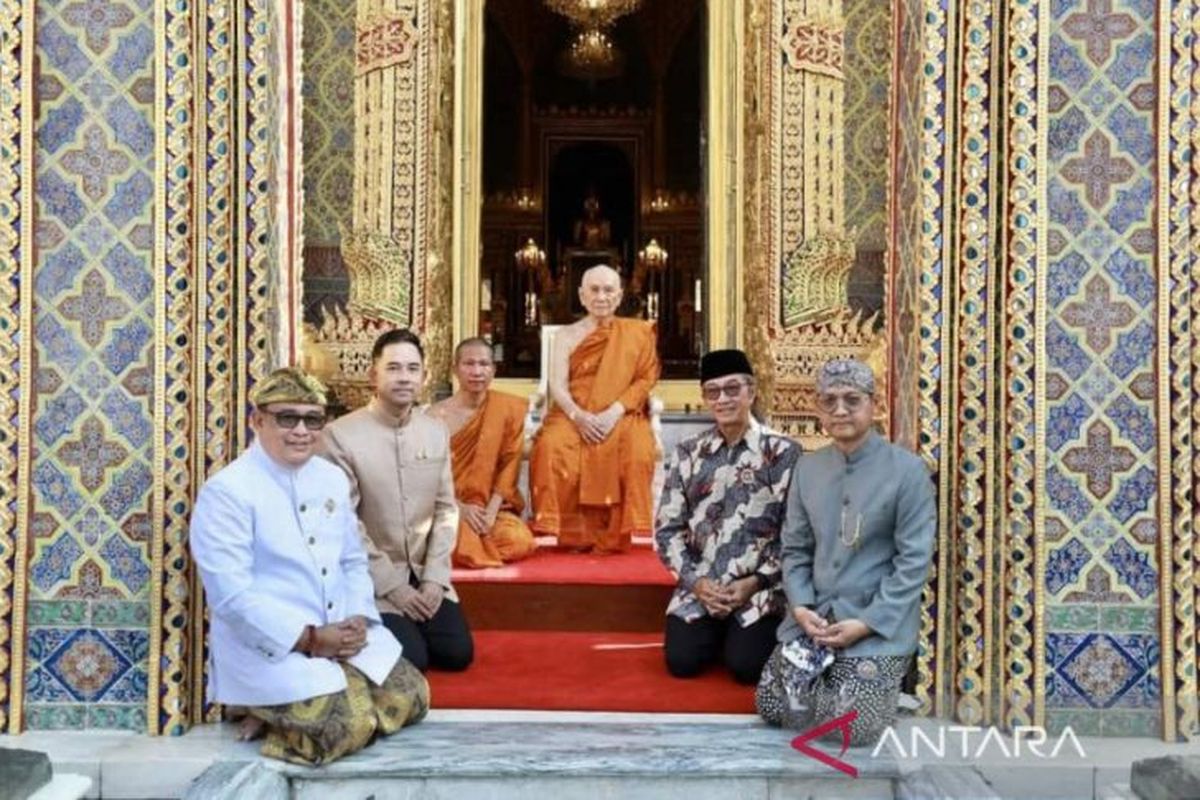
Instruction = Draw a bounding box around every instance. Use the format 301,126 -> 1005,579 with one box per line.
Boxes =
451,0 -> 744,408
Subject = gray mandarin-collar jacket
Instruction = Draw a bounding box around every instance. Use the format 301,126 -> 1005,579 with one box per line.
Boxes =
777,432 -> 935,657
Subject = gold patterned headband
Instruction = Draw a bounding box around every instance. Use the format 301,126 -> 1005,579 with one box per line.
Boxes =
250,367 -> 328,408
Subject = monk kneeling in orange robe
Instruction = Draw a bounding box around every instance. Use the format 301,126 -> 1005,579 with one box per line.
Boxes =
430,338 -> 538,569
530,264 -> 660,553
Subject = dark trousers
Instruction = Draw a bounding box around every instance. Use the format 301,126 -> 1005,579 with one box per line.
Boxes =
664,613 -> 781,685
382,599 -> 474,673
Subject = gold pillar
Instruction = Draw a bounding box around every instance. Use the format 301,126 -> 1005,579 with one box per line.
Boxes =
315,0 -> 446,406
755,0 -> 882,440
346,0 -> 423,326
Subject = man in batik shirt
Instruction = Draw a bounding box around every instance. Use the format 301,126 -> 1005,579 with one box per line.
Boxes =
653,349 -> 802,684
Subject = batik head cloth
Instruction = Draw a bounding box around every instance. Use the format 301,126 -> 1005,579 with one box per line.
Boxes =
816,358 -> 876,395
250,367 -> 328,408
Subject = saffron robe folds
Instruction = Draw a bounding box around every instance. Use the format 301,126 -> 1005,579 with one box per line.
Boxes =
530,318 -> 660,552
451,390 -> 537,568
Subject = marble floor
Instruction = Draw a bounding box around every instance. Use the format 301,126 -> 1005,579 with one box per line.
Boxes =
1,711 -> 1197,799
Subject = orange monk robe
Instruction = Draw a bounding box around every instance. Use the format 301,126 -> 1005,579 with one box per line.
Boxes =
530,317 -> 660,553
450,390 -> 538,569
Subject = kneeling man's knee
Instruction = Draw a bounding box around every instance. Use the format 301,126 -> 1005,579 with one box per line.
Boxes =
665,645 -> 705,678
434,638 -> 474,672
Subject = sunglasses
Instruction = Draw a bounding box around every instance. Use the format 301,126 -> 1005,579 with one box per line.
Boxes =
816,392 -> 870,413
263,410 -> 328,431
702,380 -> 752,401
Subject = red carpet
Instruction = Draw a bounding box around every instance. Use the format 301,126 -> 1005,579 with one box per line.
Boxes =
452,546 -> 675,586
426,630 -> 756,713
440,544 -> 755,713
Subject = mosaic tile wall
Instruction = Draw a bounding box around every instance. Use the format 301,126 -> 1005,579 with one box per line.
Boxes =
300,0 -> 355,321
1042,0 -> 1162,737
843,0 -> 889,254
26,0 -> 156,730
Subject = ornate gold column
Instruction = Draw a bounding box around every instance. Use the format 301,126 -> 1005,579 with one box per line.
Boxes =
755,0 -> 884,440
313,0 -> 447,406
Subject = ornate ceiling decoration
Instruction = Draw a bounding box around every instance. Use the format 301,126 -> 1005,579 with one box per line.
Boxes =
543,0 -> 641,30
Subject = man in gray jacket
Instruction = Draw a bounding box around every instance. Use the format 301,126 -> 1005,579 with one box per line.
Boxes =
757,358 -> 935,746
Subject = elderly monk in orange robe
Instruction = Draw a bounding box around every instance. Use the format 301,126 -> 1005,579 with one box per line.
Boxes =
530,264 -> 660,553
429,338 -> 537,569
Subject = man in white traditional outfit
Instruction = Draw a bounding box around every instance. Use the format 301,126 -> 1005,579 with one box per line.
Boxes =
190,367 -> 428,766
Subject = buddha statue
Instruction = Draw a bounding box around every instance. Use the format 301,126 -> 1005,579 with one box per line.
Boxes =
572,190 -> 612,249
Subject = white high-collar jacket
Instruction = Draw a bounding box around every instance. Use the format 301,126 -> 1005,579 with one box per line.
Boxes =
190,441 -> 402,706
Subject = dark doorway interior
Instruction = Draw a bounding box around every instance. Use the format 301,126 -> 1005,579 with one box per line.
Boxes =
480,0 -> 705,378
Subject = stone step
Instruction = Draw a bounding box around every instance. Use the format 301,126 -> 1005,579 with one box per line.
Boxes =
895,765 -> 1000,799
7,714 -> 1195,799
1130,754 -> 1200,800
1096,782 -> 1138,800
187,719 -> 901,800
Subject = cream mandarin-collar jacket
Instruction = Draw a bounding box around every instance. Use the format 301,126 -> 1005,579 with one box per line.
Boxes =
321,401 -> 460,611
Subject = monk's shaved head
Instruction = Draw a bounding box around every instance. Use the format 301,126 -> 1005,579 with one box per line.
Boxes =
453,336 -> 495,396
578,264 -> 623,320
454,337 -> 493,363
580,264 -> 622,287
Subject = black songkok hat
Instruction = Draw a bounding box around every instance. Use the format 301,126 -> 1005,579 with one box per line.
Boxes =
700,349 -> 754,384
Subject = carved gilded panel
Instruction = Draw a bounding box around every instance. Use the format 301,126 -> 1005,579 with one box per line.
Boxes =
310,0 -> 444,406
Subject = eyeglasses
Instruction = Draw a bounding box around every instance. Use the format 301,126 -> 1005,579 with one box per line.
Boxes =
263,410 -> 327,431
816,392 -> 870,413
702,381 -> 752,401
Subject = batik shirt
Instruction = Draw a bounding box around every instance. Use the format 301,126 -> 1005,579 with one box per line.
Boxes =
654,419 -> 802,627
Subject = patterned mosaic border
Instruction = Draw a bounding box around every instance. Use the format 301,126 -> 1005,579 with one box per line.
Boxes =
1185,0 -> 1200,739
999,0 -> 1046,730
0,0 -> 32,733
915,0 -> 953,720
951,0 -> 996,727
1166,0 -> 1197,740
193,0 -> 240,726
153,0 -> 193,736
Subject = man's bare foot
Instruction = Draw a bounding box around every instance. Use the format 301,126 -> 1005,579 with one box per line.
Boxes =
237,715 -> 267,741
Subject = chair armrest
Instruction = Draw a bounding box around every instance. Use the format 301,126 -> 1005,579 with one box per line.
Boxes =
523,391 -> 546,458
648,395 -> 664,461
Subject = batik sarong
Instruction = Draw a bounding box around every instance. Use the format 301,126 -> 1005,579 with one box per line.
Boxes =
248,658 -> 429,765
757,640 -> 908,748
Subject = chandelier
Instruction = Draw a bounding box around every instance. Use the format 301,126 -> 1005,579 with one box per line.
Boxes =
543,0 -> 641,30
559,28 -> 624,80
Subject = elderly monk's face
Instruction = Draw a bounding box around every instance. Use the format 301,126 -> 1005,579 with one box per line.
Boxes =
579,267 -> 623,320
373,341 -> 424,412
251,402 -> 327,468
702,374 -> 755,428
817,386 -> 875,446
455,343 -> 495,394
